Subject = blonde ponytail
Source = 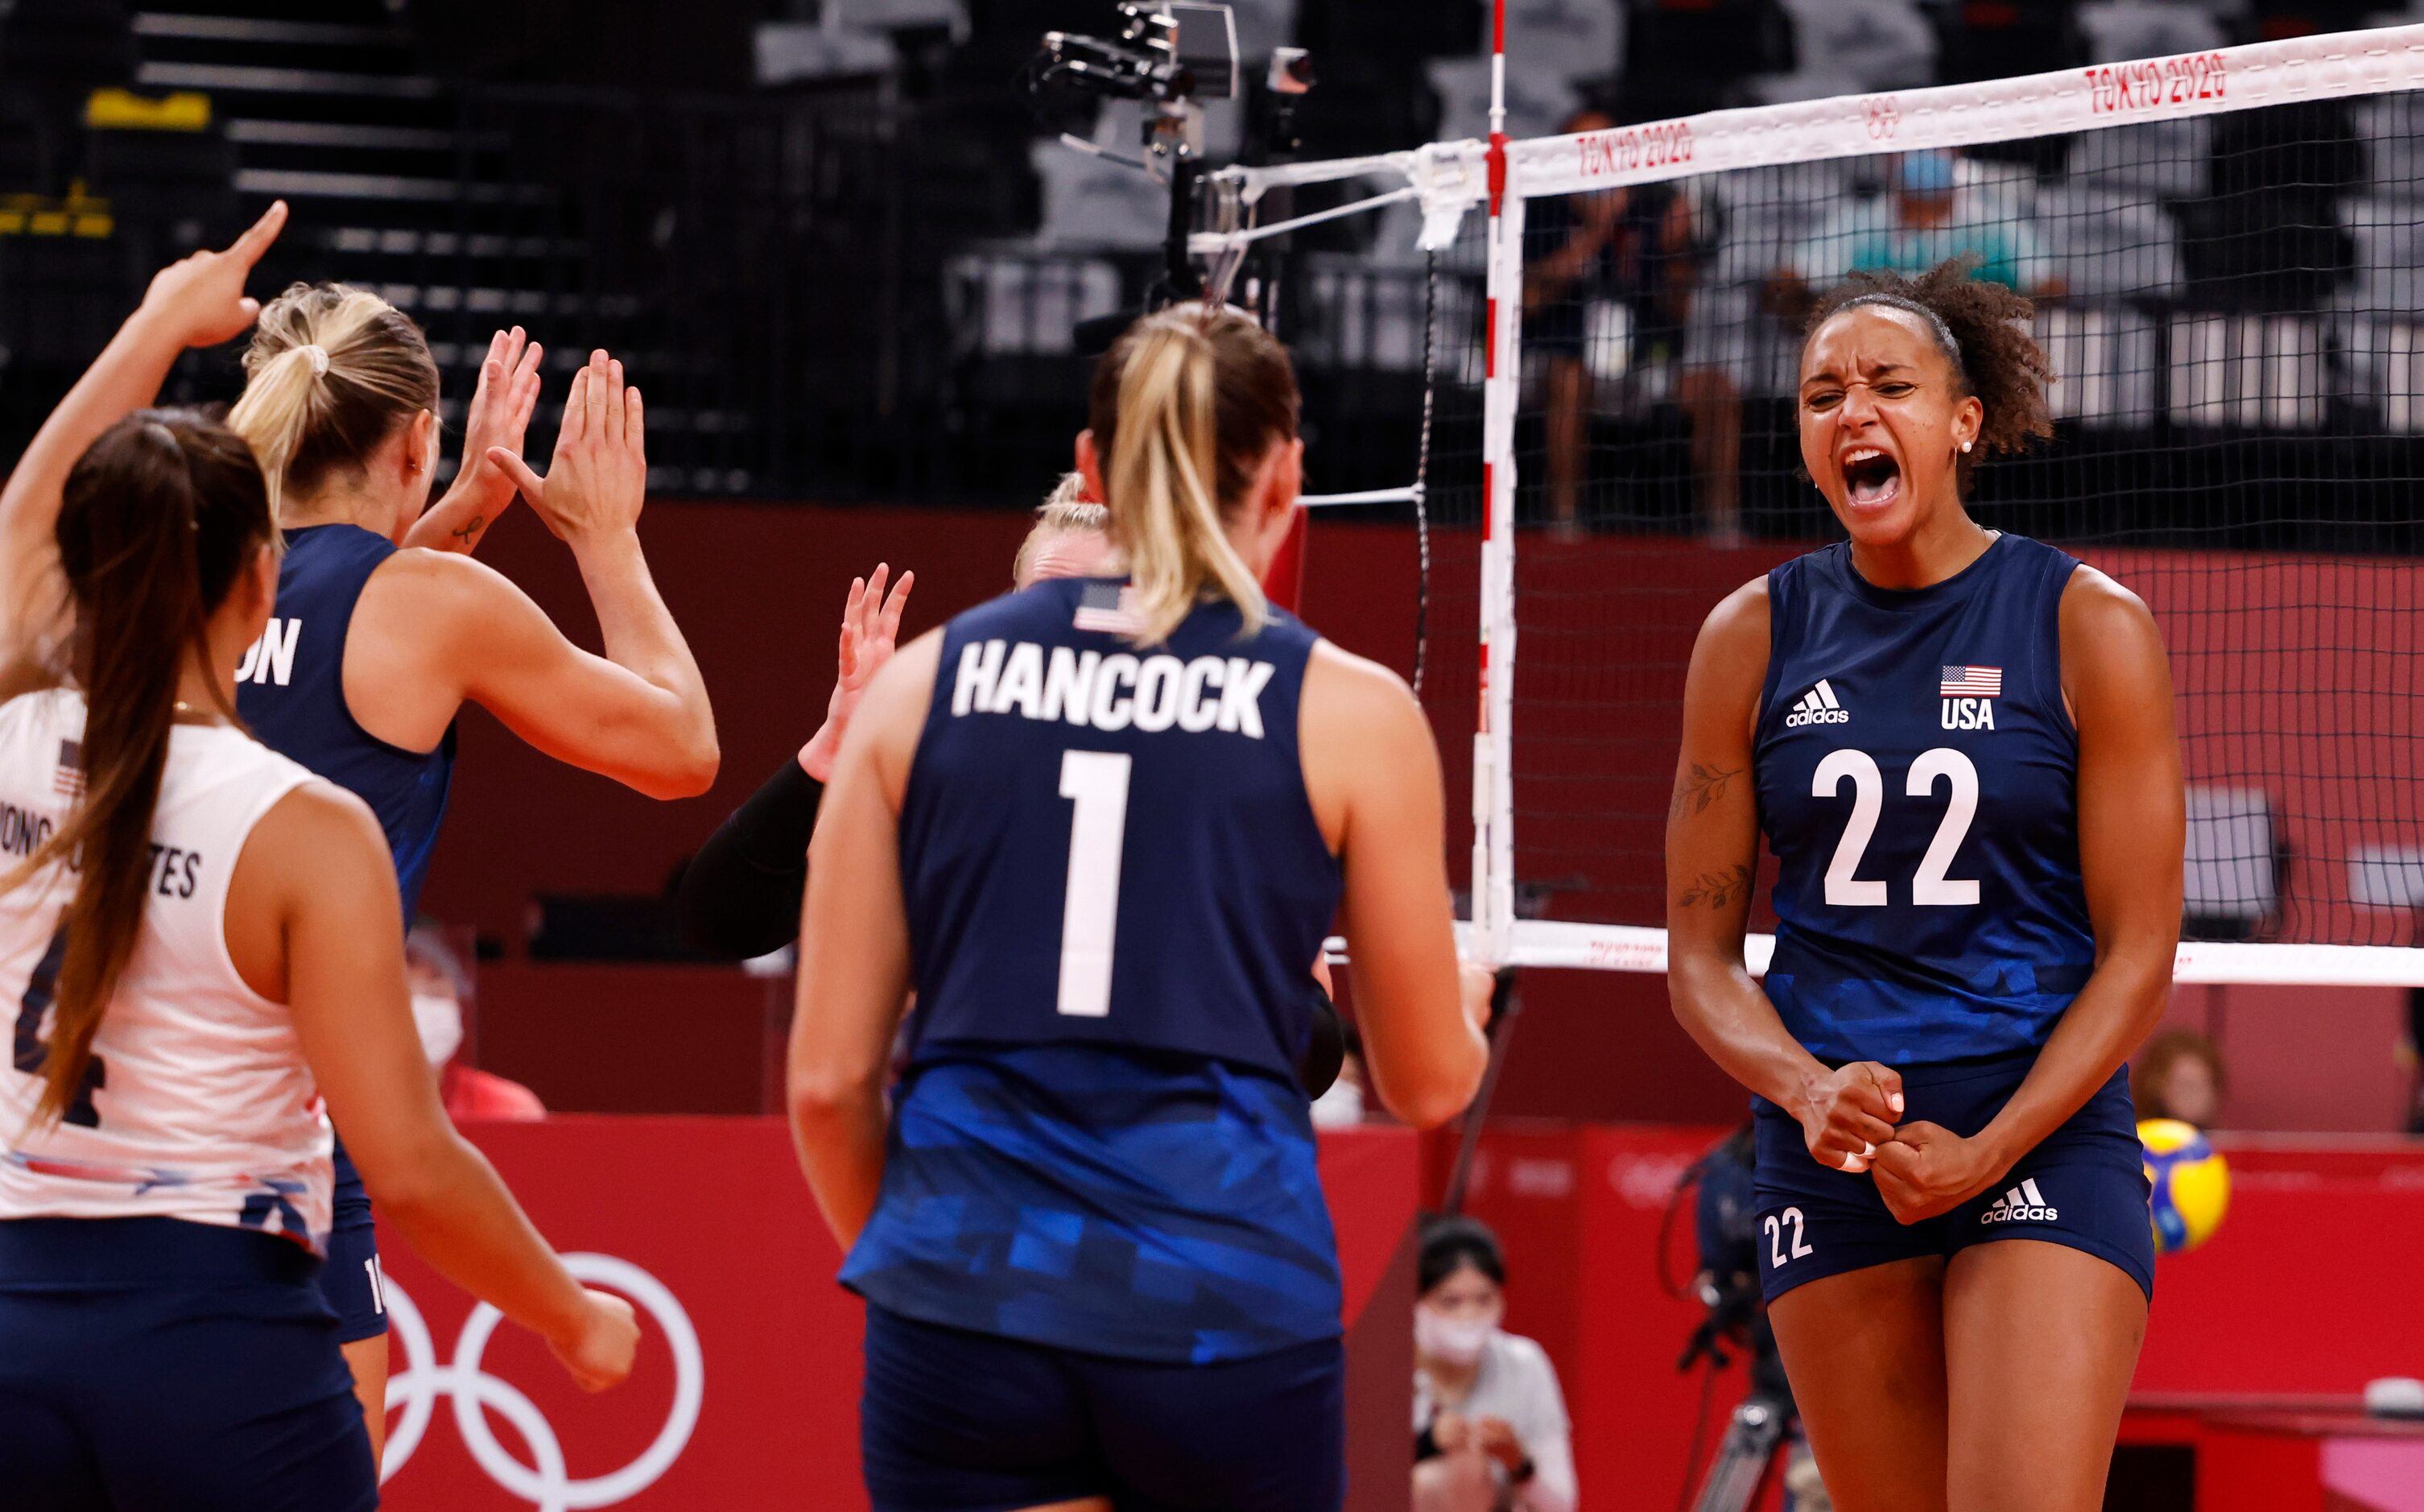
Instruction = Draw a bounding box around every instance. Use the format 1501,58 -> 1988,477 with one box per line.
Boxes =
1088,308 -> 1300,647
225,283 -> 440,523
225,342 -> 322,518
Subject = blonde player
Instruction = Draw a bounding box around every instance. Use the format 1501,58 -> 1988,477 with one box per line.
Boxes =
223,278 -> 716,1454
792,305 -> 1490,1511
0,210 -> 634,1509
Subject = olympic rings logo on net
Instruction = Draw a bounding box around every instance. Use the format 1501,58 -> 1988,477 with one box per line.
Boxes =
381,1253 -> 704,1512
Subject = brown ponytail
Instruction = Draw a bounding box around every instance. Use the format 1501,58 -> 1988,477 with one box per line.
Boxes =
5,411 -> 272,1128
1088,306 -> 1299,646
226,282 -> 439,520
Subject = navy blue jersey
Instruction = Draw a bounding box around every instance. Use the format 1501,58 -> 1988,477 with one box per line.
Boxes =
1753,535 -> 2095,1066
841,578 -> 1345,1364
236,525 -> 454,919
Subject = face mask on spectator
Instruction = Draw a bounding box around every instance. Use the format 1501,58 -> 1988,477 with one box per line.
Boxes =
1416,1303 -> 1499,1365
412,992 -> 464,1070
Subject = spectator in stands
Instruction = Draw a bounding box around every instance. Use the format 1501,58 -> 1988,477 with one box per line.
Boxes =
1776,149 -> 2060,322
1524,108 -> 1701,537
1414,1217 -> 1577,1512
2136,1027 -> 2225,1129
407,926 -> 545,1122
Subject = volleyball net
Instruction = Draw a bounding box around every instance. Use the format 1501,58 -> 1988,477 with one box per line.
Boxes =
1248,23 -> 2424,987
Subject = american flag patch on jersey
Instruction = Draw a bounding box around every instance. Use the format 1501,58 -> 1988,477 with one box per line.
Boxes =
1939,665 -> 2003,698
52,739 -> 85,800
1072,581 -> 1144,635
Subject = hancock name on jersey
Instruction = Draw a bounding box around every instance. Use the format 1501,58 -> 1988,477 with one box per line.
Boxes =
1941,698 -> 1997,730
952,638 -> 1278,739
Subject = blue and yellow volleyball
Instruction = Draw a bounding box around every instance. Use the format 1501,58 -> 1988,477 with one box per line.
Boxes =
2139,1118 -> 2229,1254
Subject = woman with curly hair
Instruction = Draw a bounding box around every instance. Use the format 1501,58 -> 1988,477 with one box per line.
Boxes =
1665,258 -> 2184,1510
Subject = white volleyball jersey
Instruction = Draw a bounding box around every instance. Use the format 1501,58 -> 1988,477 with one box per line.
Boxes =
0,688 -> 331,1251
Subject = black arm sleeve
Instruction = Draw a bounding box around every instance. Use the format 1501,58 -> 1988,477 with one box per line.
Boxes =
675,754 -> 824,960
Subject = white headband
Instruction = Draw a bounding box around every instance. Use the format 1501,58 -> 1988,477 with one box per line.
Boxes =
302,344 -> 329,378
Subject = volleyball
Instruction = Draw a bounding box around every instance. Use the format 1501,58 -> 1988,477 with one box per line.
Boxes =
2139,1119 -> 2230,1254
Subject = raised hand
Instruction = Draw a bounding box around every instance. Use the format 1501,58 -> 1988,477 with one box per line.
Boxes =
407,327 -> 544,554
799,564 -> 915,781
137,200 -> 288,350
488,349 -> 646,549
547,1287 -> 641,1393
1797,1060 -> 1903,1175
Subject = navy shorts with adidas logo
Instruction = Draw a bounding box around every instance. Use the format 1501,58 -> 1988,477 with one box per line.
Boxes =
1750,1049 -> 2155,1304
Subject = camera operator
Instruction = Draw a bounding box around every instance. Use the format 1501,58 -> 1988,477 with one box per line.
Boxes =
1413,1217 -> 1577,1512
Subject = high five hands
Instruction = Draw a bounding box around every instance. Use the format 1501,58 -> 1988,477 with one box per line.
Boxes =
1798,1060 -> 2003,1223
407,325 -> 546,553
489,349 -> 647,549
799,564 -> 915,783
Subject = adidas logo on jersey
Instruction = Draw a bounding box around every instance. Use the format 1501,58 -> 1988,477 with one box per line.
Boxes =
1783,680 -> 1850,728
1980,1178 -> 2058,1225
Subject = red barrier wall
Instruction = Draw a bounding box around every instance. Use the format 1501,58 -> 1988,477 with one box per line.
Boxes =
375,1119 -> 1420,1511
418,502 -> 1422,941
1453,1123 -> 2424,1509
421,508 -> 2424,1130
367,1114 -> 2424,1511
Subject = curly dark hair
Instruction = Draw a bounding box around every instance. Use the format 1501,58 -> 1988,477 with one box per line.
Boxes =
1806,257 -> 2054,493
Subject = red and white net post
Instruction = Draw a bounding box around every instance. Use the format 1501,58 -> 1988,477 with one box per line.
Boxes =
1473,0 -> 1522,964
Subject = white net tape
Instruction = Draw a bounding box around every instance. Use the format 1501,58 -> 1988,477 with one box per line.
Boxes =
1273,24 -> 2424,982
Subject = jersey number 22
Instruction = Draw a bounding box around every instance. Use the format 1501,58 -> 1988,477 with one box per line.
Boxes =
1811,747 -> 1980,907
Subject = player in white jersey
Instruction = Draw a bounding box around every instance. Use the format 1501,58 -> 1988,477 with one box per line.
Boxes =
0,206 -> 638,1508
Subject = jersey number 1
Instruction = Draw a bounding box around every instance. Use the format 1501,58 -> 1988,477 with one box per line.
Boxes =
1057,750 -> 1134,1018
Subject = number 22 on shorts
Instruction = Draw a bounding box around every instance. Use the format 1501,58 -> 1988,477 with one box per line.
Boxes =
1765,1207 -> 1815,1269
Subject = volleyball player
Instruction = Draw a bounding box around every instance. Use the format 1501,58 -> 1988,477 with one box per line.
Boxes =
677,476 -> 1120,961
1666,259 -> 2184,1511
223,281 -> 717,1455
790,304 -> 1492,1512
0,213 -> 634,1508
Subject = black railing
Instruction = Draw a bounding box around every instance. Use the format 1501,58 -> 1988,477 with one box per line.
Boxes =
10,70 -> 2424,553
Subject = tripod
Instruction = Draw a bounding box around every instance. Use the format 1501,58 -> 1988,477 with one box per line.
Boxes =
1688,1383 -> 1794,1512
1680,1302 -> 1823,1512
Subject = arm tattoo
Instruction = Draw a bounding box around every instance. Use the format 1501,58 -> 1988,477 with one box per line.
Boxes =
1679,865 -> 1753,911
452,514 -> 485,546
1670,762 -> 1742,820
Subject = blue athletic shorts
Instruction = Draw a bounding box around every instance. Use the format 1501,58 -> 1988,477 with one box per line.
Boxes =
0,1217 -> 376,1511
860,1303 -> 1346,1512
1752,1051 -> 2155,1304
318,1136 -> 386,1345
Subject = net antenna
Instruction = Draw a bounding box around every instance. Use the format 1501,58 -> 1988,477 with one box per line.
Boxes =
1288,20 -> 2424,989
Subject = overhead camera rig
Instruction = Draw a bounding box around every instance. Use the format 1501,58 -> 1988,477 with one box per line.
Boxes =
1030,3 -> 1315,317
